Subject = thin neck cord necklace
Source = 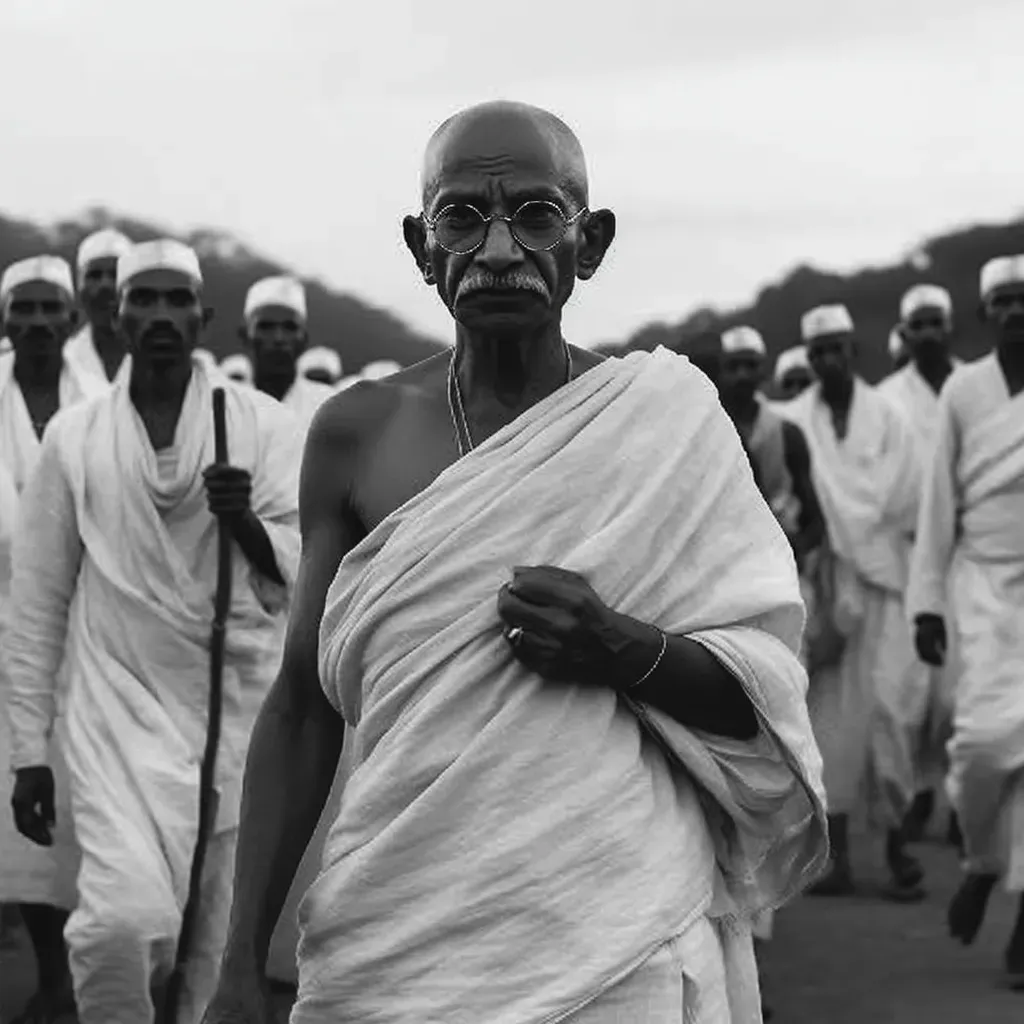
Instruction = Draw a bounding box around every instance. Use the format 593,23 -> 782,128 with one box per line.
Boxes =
446,342 -> 573,457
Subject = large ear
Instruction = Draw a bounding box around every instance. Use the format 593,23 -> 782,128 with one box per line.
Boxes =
202,306 -> 215,329
403,214 -> 435,285
576,208 -> 615,282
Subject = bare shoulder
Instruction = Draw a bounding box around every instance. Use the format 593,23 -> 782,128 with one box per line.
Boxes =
309,351 -> 447,452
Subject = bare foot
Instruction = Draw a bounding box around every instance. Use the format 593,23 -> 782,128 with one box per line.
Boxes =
948,873 -> 998,945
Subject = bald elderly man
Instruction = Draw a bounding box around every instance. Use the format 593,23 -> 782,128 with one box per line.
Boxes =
240,277 -> 333,425
64,228 -> 133,385
205,101 -> 826,1024
4,240 -> 302,1024
786,303 -> 927,902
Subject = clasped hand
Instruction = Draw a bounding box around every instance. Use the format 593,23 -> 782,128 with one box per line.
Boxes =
202,463 -> 252,521
496,565 -> 628,686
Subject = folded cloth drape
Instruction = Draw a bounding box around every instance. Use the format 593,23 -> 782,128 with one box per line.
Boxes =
296,347 -> 827,1024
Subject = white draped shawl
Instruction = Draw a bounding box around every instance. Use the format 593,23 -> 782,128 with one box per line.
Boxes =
4,359 -> 302,911
786,378 -> 920,597
295,348 -> 827,1024
0,349 -> 109,493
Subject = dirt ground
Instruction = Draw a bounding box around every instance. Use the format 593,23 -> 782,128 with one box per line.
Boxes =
2,822 -> 1022,1023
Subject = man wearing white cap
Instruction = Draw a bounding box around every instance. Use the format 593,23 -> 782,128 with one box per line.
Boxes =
878,284 -> 961,843
219,353 -> 253,386
3,239 -> 302,1024
0,254 -> 100,1023
297,345 -> 342,387
64,227 -> 134,385
908,255 -> 1024,987
787,303 -> 926,901
718,326 -> 822,563
773,345 -> 813,401
240,276 -> 333,425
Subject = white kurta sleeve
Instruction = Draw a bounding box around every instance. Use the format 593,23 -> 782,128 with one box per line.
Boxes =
907,386 -> 960,620
3,432 -> 83,770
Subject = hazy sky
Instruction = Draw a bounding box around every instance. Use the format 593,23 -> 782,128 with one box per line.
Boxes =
1,0 -> 1021,346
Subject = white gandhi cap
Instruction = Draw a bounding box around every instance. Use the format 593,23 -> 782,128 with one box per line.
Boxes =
117,239 -> 203,293
774,346 -> 809,382
801,304 -> 854,342
888,328 -> 906,359
900,284 -> 952,321
0,255 -> 75,308
721,325 -> 766,356
979,255 -> 1024,300
360,359 -> 402,380
220,353 -> 253,383
76,228 -> 132,277
244,276 -> 307,323
298,345 -> 342,379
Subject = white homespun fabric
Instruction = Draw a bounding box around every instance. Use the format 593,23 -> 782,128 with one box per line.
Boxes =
785,378 -> 924,827
908,353 -> 1024,891
63,325 -> 122,388
3,356 -> 302,1024
877,357 -> 963,788
293,347 -> 828,1024
0,346 -> 101,909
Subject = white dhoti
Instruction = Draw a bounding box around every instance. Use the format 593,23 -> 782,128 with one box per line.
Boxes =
4,361 -> 301,1023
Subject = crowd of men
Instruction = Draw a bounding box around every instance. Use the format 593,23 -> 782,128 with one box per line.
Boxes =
0,99 -> 1020,1024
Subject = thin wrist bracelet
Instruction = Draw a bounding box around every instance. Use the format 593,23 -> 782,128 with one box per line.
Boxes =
626,628 -> 668,691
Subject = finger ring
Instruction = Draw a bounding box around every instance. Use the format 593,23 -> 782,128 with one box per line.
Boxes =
506,626 -> 524,647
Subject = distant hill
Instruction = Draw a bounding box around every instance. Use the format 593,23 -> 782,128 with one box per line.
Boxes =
609,216 -> 1024,383
0,208 -> 445,373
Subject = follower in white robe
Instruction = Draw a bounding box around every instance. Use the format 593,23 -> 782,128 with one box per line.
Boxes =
786,378 -> 924,827
0,352 -> 105,908
907,353 -> 1024,890
63,324 -> 125,387
877,359 -> 964,791
3,357 -> 302,1024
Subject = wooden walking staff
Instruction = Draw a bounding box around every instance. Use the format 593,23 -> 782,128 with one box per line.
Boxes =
163,387 -> 232,1023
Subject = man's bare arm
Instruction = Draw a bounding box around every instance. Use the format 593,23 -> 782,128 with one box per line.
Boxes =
215,394 -> 372,985
781,419 -> 825,558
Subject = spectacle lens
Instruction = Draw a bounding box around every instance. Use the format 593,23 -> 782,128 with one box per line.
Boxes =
430,201 -> 576,254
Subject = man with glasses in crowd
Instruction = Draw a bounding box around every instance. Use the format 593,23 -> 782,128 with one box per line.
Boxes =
204,99 -> 825,1024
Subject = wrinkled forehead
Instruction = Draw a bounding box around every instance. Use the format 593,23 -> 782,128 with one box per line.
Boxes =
122,267 -> 201,296
424,114 -> 581,210
8,279 -> 72,303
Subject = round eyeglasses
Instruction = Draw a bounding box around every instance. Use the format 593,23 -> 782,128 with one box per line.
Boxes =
422,200 -> 588,255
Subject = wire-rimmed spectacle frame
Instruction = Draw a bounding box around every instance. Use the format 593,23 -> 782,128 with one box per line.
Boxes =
422,200 -> 588,255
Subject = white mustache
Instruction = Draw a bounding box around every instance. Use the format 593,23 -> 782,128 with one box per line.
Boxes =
456,270 -> 550,302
